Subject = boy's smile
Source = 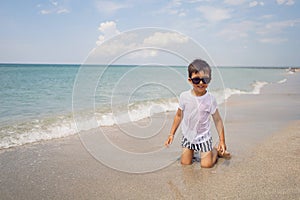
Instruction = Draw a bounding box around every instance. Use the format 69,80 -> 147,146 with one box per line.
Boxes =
188,71 -> 210,96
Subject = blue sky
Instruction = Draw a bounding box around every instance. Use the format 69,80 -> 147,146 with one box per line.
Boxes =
0,0 -> 299,66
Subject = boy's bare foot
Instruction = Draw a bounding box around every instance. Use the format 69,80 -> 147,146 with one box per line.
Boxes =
217,150 -> 231,159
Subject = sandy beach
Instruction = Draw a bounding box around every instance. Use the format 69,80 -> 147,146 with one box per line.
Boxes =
0,72 -> 299,200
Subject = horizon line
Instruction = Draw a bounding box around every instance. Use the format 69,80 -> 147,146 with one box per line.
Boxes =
0,62 -> 298,68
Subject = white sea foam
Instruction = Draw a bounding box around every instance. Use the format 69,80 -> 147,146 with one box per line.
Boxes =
278,78 -> 287,84
0,118 -> 78,149
251,81 -> 268,94
96,99 -> 178,126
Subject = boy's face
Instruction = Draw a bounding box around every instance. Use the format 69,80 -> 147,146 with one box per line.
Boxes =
188,71 -> 210,94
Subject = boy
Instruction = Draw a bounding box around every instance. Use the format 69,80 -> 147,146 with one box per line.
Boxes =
164,59 -> 230,168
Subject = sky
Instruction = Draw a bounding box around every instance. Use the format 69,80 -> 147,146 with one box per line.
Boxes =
0,0 -> 300,66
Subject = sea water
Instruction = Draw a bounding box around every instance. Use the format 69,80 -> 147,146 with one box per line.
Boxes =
0,63 -> 288,149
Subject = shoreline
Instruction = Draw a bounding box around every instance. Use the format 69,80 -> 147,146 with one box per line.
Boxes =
0,72 -> 299,199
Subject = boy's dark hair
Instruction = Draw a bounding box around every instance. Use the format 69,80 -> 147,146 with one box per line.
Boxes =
188,59 -> 211,79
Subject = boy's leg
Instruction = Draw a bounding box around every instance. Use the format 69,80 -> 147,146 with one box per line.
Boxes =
200,147 -> 218,168
181,148 -> 194,165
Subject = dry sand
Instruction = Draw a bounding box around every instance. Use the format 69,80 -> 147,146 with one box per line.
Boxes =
0,72 -> 299,199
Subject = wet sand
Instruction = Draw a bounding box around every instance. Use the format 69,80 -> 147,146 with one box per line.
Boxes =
0,72 -> 299,199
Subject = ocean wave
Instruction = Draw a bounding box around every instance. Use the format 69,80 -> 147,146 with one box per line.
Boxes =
0,99 -> 178,149
212,81 -> 268,104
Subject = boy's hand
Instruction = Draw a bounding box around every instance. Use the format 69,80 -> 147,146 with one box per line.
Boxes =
164,135 -> 174,147
217,140 -> 226,155
217,141 -> 231,159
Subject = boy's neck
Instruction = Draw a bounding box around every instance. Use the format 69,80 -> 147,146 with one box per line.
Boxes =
192,89 -> 207,96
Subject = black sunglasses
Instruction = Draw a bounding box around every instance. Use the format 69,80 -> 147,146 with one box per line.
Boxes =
190,77 -> 210,84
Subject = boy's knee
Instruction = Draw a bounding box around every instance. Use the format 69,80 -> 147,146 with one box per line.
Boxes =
181,160 -> 192,165
201,162 -> 214,168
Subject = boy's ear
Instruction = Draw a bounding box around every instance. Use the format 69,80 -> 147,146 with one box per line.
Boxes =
188,78 -> 192,83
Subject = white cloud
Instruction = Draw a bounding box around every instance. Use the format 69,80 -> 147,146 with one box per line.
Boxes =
94,38 -> 137,57
40,10 -> 52,15
57,8 -> 70,14
224,0 -> 246,5
197,6 -> 231,22
260,14 -> 274,19
38,0 -> 70,15
179,12 -> 186,17
96,21 -> 120,45
257,19 -> 300,35
217,20 -> 259,40
158,0 -> 187,17
286,0 -> 295,5
258,37 -> 288,44
129,32 -> 189,58
96,1 -> 130,15
218,18 -> 300,43
249,1 -> 264,7
276,0 -> 295,5
256,19 -> 300,44
249,1 -> 258,7
127,49 -> 159,59
51,1 -> 58,6
277,0 -> 285,4
94,23 -> 190,59
171,0 -> 182,7
143,32 -> 189,46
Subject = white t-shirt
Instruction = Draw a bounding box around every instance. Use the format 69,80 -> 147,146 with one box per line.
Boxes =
178,90 -> 217,144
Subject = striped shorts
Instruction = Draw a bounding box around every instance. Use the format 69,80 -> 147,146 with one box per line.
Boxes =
181,136 -> 213,152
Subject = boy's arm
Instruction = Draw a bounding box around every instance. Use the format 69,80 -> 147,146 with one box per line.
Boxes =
212,109 -> 227,154
164,108 -> 182,147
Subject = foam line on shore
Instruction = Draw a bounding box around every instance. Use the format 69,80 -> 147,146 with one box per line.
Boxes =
0,76 -> 286,150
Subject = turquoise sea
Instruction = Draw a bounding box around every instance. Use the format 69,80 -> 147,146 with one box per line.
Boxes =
0,63 -> 289,149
